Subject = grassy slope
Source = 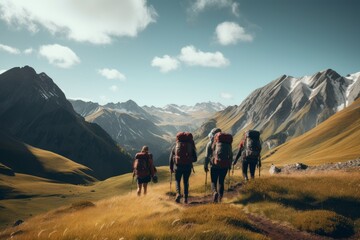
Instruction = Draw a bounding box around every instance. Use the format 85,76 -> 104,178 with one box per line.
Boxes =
263,98 -> 360,165
0,134 -> 96,184
0,165 -> 359,239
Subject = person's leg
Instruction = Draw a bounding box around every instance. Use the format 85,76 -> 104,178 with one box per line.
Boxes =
175,170 -> 182,202
183,168 -> 191,203
242,160 -> 249,181
211,168 -> 220,202
143,183 -> 148,195
137,183 -> 142,196
210,167 -> 218,194
249,161 -> 257,179
218,168 -> 228,201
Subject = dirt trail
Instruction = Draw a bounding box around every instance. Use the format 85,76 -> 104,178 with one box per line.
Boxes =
168,183 -> 332,240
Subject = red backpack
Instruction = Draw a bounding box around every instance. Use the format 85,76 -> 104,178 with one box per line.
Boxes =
174,132 -> 195,166
212,132 -> 233,168
133,152 -> 151,178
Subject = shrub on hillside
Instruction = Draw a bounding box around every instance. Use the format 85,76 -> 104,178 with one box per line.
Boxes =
294,210 -> 354,238
70,200 -> 95,210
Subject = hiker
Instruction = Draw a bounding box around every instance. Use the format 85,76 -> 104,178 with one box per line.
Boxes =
133,146 -> 156,196
233,130 -> 262,181
169,132 -> 197,204
204,128 -> 233,203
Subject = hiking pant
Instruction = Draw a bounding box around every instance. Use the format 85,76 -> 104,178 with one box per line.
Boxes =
210,167 -> 228,198
175,167 -> 191,198
242,158 -> 257,180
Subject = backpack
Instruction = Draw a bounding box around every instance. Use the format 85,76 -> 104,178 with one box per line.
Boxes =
133,152 -> 151,178
212,132 -> 233,168
243,130 -> 262,160
174,132 -> 195,165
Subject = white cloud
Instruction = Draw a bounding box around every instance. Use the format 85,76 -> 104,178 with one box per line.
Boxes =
39,44 -> 80,68
68,97 -> 93,102
216,22 -> 253,45
0,69 -> 8,74
109,85 -> 119,92
179,45 -> 229,68
98,68 -> 126,81
191,0 -> 239,16
0,0 -> 157,44
0,43 -> 20,54
23,48 -> 34,54
151,55 -> 180,73
231,2 -> 240,17
220,92 -> 233,99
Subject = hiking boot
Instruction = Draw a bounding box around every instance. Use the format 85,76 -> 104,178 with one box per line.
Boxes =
218,195 -> 223,203
184,198 -> 188,204
213,192 -> 219,203
175,194 -> 181,203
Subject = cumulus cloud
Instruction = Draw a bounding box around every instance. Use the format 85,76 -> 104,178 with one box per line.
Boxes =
151,55 -> 180,73
0,43 -> 20,54
215,22 -> 253,45
109,85 -> 119,92
39,44 -> 80,68
0,0 -> 157,44
220,92 -> 233,99
23,48 -> 34,54
179,45 -> 229,68
191,0 -> 239,16
98,68 -> 126,81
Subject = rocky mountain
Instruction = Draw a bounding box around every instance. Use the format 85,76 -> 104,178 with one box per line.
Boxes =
196,69 -> 360,158
69,100 -> 225,164
263,97 -> 360,165
0,66 -> 133,180
85,108 -> 171,164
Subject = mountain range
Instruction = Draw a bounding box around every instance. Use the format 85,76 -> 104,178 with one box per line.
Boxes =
1,66 -> 359,181
69,99 -> 225,164
195,69 -> 360,159
0,66 -> 132,180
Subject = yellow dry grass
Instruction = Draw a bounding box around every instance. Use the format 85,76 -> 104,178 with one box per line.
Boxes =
0,165 -> 266,240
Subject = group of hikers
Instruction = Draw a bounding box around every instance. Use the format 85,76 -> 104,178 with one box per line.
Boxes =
132,128 -> 262,204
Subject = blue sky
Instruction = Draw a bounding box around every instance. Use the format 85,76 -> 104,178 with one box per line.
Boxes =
0,0 -> 359,107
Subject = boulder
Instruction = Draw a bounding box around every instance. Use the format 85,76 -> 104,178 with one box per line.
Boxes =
269,164 -> 281,175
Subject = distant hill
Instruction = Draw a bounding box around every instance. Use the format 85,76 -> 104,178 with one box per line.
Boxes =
263,97 -> 360,165
0,66 -> 132,180
0,131 -> 96,184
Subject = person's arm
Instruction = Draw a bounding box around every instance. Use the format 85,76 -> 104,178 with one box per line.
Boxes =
204,141 -> 212,172
233,141 -> 244,165
149,154 -> 155,177
169,146 -> 175,172
192,145 -> 197,163
229,145 -> 233,169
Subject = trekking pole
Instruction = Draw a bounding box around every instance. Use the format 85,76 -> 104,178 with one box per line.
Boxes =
258,158 -> 261,178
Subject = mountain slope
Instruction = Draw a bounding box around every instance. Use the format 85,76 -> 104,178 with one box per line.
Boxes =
0,131 -> 96,184
196,69 -> 360,158
263,97 -> 360,165
85,108 -> 171,164
0,66 -> 132,180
